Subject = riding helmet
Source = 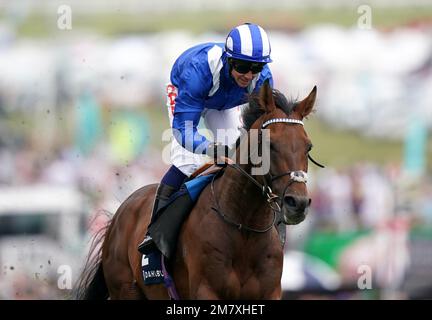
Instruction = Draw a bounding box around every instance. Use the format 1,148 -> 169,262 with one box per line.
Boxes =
225,23 -> 272,63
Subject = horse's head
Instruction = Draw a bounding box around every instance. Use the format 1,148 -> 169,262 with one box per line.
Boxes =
244,82 -> 317,225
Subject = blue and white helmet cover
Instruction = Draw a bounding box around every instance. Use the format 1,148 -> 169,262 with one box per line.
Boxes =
225,23 -> 272,63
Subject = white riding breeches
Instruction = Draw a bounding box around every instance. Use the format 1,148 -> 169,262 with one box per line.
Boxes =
163,84 -> 244,177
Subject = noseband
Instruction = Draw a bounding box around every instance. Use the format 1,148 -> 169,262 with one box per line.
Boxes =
211,117 -> 324,233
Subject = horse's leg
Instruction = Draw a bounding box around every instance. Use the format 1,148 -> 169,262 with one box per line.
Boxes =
267,286 -> 282,300
104,244 -> 168,299
172,207 -> 229,300
116,281 -> 146,299
103,247 -> 144,299
103,216 -> 145,299
101,185 -> 153,299
195,283 -> 221,300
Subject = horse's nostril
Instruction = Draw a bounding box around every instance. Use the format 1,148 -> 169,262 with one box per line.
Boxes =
284,195 -> 311,210
284,196 -> 296,208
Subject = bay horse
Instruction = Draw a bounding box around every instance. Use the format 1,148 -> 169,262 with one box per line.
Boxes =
76,82 -> 317,299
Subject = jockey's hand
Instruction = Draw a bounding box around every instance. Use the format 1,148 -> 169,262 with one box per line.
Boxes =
206,142 -> 232,166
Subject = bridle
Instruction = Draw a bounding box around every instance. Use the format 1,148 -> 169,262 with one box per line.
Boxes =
211,117 -> 325,233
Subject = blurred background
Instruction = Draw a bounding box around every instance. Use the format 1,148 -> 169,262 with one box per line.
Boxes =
0,0 -> 432,300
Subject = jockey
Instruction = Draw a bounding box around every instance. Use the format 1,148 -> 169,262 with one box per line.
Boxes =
138,23 -> 274,255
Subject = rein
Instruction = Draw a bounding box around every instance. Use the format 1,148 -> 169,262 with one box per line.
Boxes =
211,168 -> 277,233
210,117 -> 324,234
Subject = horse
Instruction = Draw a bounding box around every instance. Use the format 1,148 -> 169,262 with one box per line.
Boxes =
76,82 -> 317,300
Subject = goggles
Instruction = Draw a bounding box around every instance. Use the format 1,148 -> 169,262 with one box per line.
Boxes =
230,59 -> 266,74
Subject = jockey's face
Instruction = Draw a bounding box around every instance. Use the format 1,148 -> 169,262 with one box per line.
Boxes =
231,68 -> 256,88
229,58 -> 265,88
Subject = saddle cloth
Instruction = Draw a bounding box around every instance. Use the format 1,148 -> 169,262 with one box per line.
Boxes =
142,172 -> 217,285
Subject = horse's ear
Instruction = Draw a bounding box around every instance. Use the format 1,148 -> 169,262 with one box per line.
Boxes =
297,86 -> 317,118
259,80 -> 275,113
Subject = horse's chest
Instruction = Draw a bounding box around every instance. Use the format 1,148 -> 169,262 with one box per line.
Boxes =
224,270 -> 275,299
213,256 -> 281,299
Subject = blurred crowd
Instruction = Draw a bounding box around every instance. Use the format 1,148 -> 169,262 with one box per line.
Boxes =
0,130 -> 167,221
310,163 -> 432,232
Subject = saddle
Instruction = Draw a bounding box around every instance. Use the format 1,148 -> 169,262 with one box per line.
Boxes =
148,163 -> 223,260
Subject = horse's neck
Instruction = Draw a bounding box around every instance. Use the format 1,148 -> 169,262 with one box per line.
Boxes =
215,165 -> 273,228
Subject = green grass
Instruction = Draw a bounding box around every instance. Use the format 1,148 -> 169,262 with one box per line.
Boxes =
6,6 -> 432,38
306,117 -> 432,170
306,118 -> 402,168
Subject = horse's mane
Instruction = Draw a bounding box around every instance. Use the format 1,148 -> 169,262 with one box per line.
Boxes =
241,89 -> 298,131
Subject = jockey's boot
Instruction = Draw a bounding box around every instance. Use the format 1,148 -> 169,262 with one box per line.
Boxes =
138,183 -> 177,255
